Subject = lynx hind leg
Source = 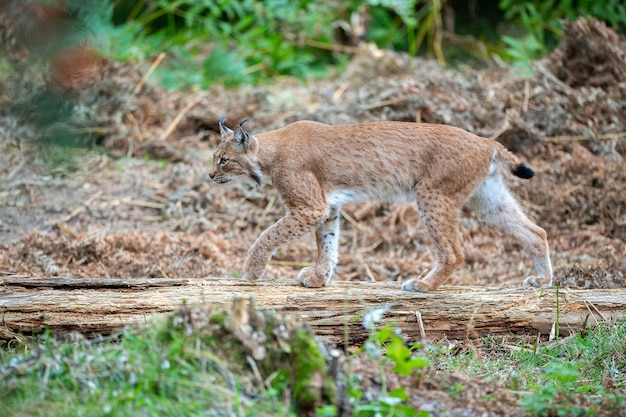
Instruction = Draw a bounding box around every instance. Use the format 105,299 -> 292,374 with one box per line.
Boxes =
466,173 -> 553,288
402,197 -> 465,292
298,206 -> 341,288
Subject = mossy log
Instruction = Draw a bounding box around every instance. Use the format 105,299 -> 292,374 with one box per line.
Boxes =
2,277 -> 625,344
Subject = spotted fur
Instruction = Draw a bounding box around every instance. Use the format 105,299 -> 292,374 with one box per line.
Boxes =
210,118 -> 553,291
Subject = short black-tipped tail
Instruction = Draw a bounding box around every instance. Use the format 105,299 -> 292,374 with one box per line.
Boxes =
512,163 -> 534,179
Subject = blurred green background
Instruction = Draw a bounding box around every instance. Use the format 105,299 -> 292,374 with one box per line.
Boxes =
5,0 -> 622,89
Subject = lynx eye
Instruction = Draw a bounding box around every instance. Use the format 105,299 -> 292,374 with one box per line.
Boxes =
218,157 -> 229,166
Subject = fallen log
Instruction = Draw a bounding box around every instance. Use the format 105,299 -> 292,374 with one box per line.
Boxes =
1,277 -> 625,345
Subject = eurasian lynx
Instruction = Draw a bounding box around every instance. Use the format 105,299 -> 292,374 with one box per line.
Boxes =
210,117 -> 553,291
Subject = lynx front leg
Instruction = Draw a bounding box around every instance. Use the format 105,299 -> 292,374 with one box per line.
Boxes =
243,208 -> 326,280
298,206 -> 341,288
243,172 -> 328,281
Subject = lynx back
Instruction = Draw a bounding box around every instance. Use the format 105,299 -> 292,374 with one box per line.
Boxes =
210,117 -> 553,292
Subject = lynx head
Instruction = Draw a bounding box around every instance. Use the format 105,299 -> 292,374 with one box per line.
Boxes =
210,116 -> 262,185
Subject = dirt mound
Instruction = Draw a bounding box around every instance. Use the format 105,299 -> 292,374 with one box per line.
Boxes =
549,17 -> 626,88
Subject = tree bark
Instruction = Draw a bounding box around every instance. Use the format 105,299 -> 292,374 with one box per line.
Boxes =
2,277 -> 625,344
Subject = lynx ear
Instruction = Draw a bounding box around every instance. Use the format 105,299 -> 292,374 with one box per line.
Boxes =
219,116 -> 233,139
234,120 -> 258,153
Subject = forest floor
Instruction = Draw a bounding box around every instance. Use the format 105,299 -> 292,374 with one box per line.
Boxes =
1,17 -> 625,416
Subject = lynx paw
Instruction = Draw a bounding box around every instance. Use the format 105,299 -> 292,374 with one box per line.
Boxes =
401,278 -> 437,292
242,265 -> 266,281
297,267 -> 327,288
401,270 -> 435,292
523,275 -> 553,288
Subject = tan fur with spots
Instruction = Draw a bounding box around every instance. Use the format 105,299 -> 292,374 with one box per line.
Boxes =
210,118 -> 552,291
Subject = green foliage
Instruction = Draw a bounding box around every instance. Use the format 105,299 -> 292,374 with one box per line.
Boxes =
378,328 -> 429,377
315,404 -> 338,417
107,0 -> 626,84
349,321 -> 430,417
498,0 -> 626,71
520,362 -> 590,417
0,322 -> 289,416
363,0 -> 445,63
430,320 -> 626,416
109,0 -> 343,89
0,304 -> 338,416
290,328 -> 337,411
6,0 -> 626,91
107,0 -> 451,88
349,381 -> 426,417
500,33 -> 543,75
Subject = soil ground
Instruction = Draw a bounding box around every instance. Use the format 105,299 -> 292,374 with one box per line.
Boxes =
1,17 -> 624,417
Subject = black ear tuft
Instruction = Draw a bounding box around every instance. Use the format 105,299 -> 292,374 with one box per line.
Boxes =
234,125 -> 250,148
219,115 -> 233,136
234,119 -> 251,146
512,163 -> 534,179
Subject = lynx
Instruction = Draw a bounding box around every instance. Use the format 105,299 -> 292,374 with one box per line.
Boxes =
210,117 -> 553,291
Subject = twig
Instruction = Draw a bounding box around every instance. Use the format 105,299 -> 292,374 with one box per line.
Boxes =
68,127 -> 110,135
61,190 -> 103,223
415,311 -> 426,339
126,199 -> 165,210
489,116 -> 510,140
465,307 -> 479,339
583,300 -> 599,326
302,38 -> 363,54
536,62 -> 575,95
99,196 -> 165,210
55,222 -> 77,237
357,239 -> 383,254
141,216 -> 164,222
586,299 -> 608,322
246,355 -> 267,389
359,256 -> 377,282
554,183 -> 585,201
432,0 -> 445,66
268,260 -> 314,268
340,210 -> 366,232
545,131 -> 626,142
133,52 -> 166,94
6,158 -> 26,182
160,96 -> 203,141
522,80 -> 530,113
332,83 -> 349,103
126,111 -> 146,141
358,96 -> 410,110
261,193 -> 278,218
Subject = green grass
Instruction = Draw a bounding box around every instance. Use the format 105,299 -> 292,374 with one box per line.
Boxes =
2,310 -> 625,417
429,319 -> 626,416
0,325 -> 287,417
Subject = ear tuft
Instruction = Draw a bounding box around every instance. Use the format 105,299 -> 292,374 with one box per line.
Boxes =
219,115 -> 233,137
234,125 -> 249,148
233,121 -> 258,153
234,118 -> 251,146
